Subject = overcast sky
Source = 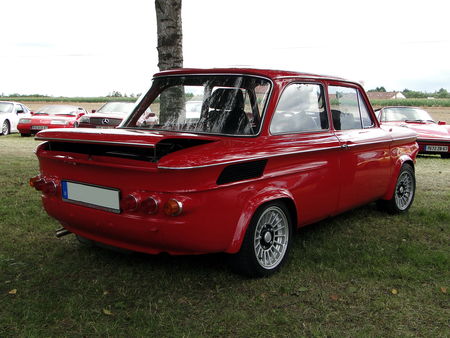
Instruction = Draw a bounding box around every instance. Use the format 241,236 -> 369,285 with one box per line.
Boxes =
2,0 -> 450,96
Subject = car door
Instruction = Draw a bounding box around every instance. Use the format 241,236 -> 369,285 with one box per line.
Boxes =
327,84 -> 392,212
269,82 -> 341,225
11,104 -> 26,131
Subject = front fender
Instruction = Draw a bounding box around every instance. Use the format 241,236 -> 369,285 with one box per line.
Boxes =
225,186 -> 296,253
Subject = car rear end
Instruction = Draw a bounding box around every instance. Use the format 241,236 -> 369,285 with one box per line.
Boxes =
32,129 -> 242,255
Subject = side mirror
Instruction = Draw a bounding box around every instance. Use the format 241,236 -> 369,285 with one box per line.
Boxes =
438,121 -> 447,125
30,111 -> 35,115
17,110 -> 24,115
77,112 -> 85,119
91,109 -> 96,113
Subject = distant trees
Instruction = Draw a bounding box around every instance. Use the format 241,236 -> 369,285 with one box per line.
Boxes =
369,87 -> 450,99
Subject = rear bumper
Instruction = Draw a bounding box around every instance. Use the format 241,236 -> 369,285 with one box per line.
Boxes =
42,189 -> 239,255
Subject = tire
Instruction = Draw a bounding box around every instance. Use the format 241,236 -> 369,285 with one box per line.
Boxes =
380,163 -> 415,214
1,120 -> 10,135
230,201 -> 293,277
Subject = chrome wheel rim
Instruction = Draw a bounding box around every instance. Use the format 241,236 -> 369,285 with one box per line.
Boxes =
254,206 -> 289,269
395,171 -> 414,210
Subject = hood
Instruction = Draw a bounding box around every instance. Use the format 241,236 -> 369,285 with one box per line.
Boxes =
87,112 -> 127,119
382,121 -> 450,141
31,114 -> 76,122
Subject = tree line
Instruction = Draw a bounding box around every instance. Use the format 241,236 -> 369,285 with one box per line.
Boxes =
368,87 -> 450,98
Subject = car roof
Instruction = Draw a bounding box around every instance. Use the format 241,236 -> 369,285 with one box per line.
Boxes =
154,67 -> 354,83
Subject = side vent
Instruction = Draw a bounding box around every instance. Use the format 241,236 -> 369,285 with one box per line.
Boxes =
217,159 -> 267,185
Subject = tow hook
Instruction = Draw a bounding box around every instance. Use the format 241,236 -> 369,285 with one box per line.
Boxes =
55,228 -> 72,238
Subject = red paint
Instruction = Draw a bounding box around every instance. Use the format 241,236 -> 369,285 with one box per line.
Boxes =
33,68 -> 419,256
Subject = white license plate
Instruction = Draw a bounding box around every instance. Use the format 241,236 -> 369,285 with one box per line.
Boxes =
425,145 -> 448,152
31,125 -> 48,130
61,181 -> 120,213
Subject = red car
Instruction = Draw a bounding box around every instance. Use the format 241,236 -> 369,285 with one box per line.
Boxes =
376,106 -> 450,158
30,68 -> 418,277
18,105 -> 86,136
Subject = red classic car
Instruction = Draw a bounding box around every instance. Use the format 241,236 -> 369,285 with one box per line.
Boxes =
31,68 -> 419,277
376,106 -> 450,158
18,105 -> 86,136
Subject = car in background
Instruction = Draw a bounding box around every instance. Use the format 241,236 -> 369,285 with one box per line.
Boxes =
17,105 -> 86,136
76,102 -> 135,128
376,106 -> 450,158
31,68 -> 419,277
0,101 -> 30,135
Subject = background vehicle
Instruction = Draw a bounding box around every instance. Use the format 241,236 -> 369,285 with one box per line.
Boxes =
17,105 -> 86,136
0,101 -> 30,135
31,68 -> 418,277
376,106 -> 450,158
76,102 -> 135,128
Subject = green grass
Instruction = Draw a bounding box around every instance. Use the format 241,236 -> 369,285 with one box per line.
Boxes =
370,98 -> 450,107
0,134 -> 449,336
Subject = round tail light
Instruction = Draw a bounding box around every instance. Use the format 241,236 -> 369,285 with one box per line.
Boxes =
164,199 -> 183,216
141,197 -> 158,214
42,181 -> 57,194
29,176 -> 45,191
120,194 -> 139,212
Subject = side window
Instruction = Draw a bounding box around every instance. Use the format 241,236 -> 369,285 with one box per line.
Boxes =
328,86 -> 361,130
358,92 -> 375,128
270,83 -> 328,134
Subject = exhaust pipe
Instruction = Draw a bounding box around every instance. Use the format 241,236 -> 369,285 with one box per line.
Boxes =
56,228 -> 72,238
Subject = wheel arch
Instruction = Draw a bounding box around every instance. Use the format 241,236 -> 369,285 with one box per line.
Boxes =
225,189 -> 298,254
381,155 -> 415,201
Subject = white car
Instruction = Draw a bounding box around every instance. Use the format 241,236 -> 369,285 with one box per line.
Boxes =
0,101 -> 30,135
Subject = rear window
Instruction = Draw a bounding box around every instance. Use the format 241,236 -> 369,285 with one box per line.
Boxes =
124,75 -> 271,136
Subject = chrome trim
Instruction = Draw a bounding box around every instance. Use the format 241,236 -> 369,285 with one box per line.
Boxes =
158,145 -> 342,170
35,136 -> 155,148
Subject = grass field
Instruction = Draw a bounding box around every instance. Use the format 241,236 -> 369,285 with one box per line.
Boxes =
0,134 -> 449,336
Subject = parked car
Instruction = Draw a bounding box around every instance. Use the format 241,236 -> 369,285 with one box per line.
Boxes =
0,101 -> 30,135
76,102 -> 135,128
376,106 -> 450,158
17,105 -> 86,136
30,68 -> 419,277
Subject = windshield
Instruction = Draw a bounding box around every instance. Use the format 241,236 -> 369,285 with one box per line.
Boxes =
124,75 -> 271,136
34,105 -> 83,116
381,107 -> 434,122
0,103 -> 13,113
97,102 -> 134,114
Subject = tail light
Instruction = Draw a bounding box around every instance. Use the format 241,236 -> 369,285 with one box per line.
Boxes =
141,197 -> 158,214
120,194 -> 140,212
164,199 -> 183,216
42,181 -> 57,194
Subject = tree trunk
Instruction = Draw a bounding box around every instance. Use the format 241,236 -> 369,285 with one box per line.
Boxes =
155,0 -> 183,71
155,0 -> 184,124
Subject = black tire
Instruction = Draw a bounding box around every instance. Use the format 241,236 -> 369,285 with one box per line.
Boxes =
1,120 -> 10,135
230,201 -> 293,277
379,163 -> 415,214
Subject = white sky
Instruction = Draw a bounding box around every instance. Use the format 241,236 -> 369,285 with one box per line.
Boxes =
2,0 -> 450,96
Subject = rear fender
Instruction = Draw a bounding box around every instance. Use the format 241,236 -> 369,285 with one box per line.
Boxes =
381,155 -> 415,200
225,187 -> 296,253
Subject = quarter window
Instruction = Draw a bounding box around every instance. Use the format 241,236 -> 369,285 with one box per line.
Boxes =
270,83 -> 328,134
